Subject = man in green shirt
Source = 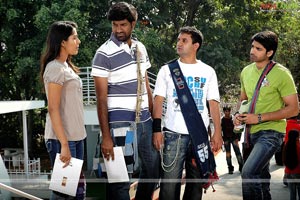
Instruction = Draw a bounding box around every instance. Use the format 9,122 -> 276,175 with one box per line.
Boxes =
235,31 -> 299,200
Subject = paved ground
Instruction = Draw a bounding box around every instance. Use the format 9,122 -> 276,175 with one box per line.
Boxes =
4,143 -> 289,200
180,144 -> 289,200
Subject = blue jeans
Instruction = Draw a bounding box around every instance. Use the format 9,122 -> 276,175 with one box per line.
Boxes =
45,139 -> 86,200
286,174 -> 300,200
106,119 -> 160,200
241,130 -> 283,200
159,131 -> 203,200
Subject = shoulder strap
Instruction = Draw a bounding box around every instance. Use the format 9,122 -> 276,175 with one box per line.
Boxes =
248,60 -> 276,114
168,60 -> 216,178
244,61 -> 276,146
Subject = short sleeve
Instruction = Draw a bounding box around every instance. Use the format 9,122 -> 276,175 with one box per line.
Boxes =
240,68 -> 246,93
153,65 -> 168,98
206,69 -> 220,102
278,68 -> 297,97
43,63 -> 64,85
138,42 -> 151,70
91,51 -> 110,78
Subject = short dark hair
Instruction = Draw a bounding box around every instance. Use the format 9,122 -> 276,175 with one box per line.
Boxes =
179,26 -> 203,52
107,2 -> 137,22
251,31 -> 278,60
223,106 -> 231,112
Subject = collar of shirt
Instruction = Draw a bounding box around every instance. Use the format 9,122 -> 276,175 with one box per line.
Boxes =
110,33 -> 138,57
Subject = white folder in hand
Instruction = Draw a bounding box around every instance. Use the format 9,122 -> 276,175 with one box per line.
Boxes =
49,153 -> 83,196
103,146 -> 129,183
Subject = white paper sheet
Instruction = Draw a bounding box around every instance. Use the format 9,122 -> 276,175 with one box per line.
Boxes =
103,147 -> 129,183
49,153 -> 83,196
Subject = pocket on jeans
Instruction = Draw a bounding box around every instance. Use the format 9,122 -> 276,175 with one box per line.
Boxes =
45,140 -> 52,153
163,133 -> 179,152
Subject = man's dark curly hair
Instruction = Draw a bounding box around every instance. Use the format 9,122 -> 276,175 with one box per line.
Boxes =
107,1 -> 138,22
223,106 -> 231,112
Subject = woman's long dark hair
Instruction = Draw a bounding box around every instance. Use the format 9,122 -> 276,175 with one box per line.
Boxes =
283,129 -> 300,170
40,21 -> 79,83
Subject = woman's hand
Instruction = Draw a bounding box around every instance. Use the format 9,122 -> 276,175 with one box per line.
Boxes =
60,144 -> 71,168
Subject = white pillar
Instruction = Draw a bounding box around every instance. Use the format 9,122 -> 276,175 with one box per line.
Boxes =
22,111 -> 29,177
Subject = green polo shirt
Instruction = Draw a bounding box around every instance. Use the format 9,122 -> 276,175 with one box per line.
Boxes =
241,62 -> 297,134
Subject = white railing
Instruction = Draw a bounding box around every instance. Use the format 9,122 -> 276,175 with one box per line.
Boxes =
79,66 -> 97,105
3,157 -> 41,175
146,70 -> 157,90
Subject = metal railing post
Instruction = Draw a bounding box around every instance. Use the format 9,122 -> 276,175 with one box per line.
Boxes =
0,183 -> 43,200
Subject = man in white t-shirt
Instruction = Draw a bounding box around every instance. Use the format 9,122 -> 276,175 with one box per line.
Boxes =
152,26 -> 223,200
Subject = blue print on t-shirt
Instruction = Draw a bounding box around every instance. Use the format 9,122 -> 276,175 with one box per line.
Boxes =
173,76 -> 206,111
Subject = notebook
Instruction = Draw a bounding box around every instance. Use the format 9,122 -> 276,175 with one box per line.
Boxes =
103,147 -> 129,183
49,153 -> 83,196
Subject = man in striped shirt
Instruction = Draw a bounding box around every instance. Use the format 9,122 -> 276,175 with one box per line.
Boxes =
91,2 -> 159,200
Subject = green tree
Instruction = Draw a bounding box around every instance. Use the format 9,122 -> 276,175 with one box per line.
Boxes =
1,0 -> 44,151
1,0 -> 299,157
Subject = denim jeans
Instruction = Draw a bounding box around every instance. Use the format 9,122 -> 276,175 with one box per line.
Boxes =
45,139 -> 86,200
159,131 -> 203,200
286,174 -> 300,200
241,130 -> 283,200
106,119 -> 160,200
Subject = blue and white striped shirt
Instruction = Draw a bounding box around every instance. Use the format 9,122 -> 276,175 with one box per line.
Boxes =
91,33 -> 151,123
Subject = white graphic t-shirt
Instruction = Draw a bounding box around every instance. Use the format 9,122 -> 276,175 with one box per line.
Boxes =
153,59 -> 220,134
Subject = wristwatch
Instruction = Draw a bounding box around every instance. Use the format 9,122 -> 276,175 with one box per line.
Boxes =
258,113 -> 262,123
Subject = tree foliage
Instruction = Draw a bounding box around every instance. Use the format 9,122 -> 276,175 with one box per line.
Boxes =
0,0 -> 299,150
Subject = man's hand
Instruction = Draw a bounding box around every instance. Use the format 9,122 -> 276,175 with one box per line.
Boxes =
210,131 -> 223,153
238,113 -> 261,125
153,132 -> 164,151
101,136 -> 114,161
